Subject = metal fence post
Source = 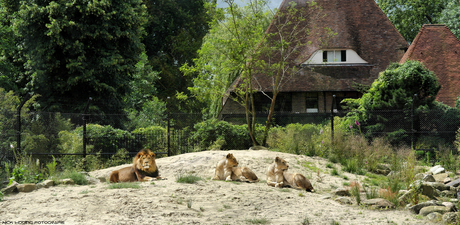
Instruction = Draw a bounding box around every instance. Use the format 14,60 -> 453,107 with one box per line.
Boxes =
331,95 -> 336,142
167,96 -> 171,156
16,93 -> 30,156
82,97 -> 92,170
411,94 -> 417,150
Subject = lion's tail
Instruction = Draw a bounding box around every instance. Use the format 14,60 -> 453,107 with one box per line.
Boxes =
109,171 -> 119,183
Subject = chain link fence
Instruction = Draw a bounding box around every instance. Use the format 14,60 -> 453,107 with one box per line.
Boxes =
2,107 -> 459,168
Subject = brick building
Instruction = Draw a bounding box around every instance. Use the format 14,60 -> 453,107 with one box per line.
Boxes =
220,0 -> 408,119
400,24 -> 460,107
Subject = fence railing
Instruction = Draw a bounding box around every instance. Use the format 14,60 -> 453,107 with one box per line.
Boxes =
2,102 -> 460,170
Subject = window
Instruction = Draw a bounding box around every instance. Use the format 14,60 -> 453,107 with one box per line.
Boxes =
306,93 -> 318,113
323,50 -> 346,62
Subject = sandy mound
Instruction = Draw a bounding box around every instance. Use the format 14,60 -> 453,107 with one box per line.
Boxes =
0,150 -> 437,225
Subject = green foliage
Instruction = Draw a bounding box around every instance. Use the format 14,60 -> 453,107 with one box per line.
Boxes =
13,0 -> 147,118
144,0 -> 212,113
342,60 -> 440,145
176,174 -> 202,184
191,119 -> 257,150
438,1 -> 460,39
81,124 -> 134,155
132,126 -> 167,151
266,123 -> 321,155
125,96 -> 166,130
105,149 -> 131,168
0,190 -> 3,201
107,182 -> 141,189
46,156 -> 57,178
181,0 -> 273,118
60,171 -> 88,185
23,112 -> 73,163
8,154 -> 45,184
376,0 -> 449,42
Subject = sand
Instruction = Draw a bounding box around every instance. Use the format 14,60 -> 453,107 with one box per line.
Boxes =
0,150 -> 438,225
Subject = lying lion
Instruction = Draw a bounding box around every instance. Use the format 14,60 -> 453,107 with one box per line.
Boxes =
109,149 -> 163,182
266,157 -> 314,192
211,153 -> 259,183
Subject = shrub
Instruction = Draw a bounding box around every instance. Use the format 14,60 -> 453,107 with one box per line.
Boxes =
266,123 -> 321,155
60,171 -> 88,185
191,119 -> 255,150
132,126 -> 167,152
176,174 -> 202,184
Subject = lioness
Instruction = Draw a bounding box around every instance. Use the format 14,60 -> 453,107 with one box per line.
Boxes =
231,166 -> 259,183
109,149 -> 163,182
212,153 -> 259,182
283,171 -> 314,192
266,156 -> 288,187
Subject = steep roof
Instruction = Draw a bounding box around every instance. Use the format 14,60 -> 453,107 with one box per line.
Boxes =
400,24 -> 460,107
228,0 -> 408,94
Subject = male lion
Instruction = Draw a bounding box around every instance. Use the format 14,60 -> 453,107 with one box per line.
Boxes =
266,156 -> 289,187
212,153 -> 258,182
109,149 -> 163,182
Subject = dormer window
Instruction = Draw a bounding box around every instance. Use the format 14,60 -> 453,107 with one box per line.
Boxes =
303,49 -> 368,65
323,50 -> 346,62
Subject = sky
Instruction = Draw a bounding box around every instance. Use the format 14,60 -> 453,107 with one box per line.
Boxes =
216,0 -> 283,9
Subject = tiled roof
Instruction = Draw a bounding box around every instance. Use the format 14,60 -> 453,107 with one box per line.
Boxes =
229,0 -> 408,93
400,24 -> 460,107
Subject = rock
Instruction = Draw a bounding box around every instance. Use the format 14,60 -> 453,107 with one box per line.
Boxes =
419,206 -> 450,216
409,201 -> 440,214
429,165 -> 445,175
426,212 -> 442,221
335,197 -> 352,205
442,212 -> 458,224
414,173 -> 436,182
86,176 -> 100,185
375,164 -> 391,175
432,173 -> 448,183
361,198 -> 395,209
1,181 -> 19,194
332,187 -> 350,196
17,183 -> 36,192
36,180 -> 54,189
446,177 -> 460,187
442,202 -> 456,211
398,189 -> 415,204
60,178 -> 75,185
249,146 -> 267,150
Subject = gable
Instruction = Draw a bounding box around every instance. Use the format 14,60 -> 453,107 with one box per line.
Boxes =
246,0 -> 409,93
400,24 -> 460,107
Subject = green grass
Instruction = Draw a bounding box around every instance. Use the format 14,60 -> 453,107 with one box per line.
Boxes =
107,182 -> 141,189
176,174 -> 202,184
245,218 -> 270,224
59,171 -> 88,185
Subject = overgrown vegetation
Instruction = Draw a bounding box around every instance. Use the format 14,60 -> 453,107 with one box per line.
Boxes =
176,173 -> 202,184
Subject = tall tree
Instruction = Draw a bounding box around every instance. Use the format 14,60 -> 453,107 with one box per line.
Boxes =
342,60 -> 441,144
143,0 -> 213,112
439,0 -> 460,39
376,0 -> 448,42
255,1 -> 329,146
181,0 -> 272,119
12,0 -> 147,125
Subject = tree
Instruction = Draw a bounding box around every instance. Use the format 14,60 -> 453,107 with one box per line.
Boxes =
376,0 -> 448,42
439,0 -> 460,39
143,0 -> 213,113
181,0 -> 272,119
254,1 -> 329,146
12,0 -> 147,125
342,60 -> 441,144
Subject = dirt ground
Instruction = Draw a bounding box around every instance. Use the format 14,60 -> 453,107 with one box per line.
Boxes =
0,150 -> 439,225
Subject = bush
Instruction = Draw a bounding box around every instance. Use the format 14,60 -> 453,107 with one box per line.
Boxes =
266,123 -> 321,155
60,171 -> 88,185
191,119 -> 255,150
132,126 -> 167,151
